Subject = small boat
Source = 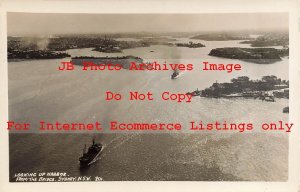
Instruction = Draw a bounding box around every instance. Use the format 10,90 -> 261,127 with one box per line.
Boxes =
264,95 -> 275,102
171,69 -> 179,79
283,106 -> 289,113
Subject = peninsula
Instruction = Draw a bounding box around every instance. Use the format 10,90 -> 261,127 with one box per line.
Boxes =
8,49 -> 70,60
208,47 -> 286,64
201,76 -> 289,99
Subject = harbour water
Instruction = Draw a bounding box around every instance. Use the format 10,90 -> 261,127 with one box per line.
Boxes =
9,38 -> 289,181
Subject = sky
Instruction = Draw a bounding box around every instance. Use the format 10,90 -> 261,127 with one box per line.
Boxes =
7,12 -> 288,36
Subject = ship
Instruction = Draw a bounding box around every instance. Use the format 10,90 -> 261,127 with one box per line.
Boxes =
264,95 -> 275,102
186,88 -> 201,96
171,69 -> 180,79
283,106 -> 289,113
79,138 -> 103,167
259,92 -> 275,102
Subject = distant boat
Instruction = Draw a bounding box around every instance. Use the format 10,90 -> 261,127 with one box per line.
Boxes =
283,106 -> 289,113
171,69 -> 180,79
259,92 -> 275,102
79,138 -> 103,167
186,88 -> 201,96
264,95 -> 275,102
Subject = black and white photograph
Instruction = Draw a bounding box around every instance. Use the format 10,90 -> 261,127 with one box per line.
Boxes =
7,12 -> 290,182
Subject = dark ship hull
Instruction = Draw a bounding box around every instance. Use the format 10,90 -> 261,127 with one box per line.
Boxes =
171,70 -> 179,79
79,139 -> 103,167
186,88 -> 201,96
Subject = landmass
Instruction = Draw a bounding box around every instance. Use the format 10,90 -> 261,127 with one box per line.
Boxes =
8,49 -> 70,60
138,37 -> 176,46
208,47 -> 287,64
200,76 -> 289,99
92,36 -> 151,53
8,35 -> 178,55
191,32 -> 252,41
240,32 -> 288,47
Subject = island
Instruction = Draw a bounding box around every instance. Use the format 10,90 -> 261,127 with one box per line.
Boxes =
208,47 -> 287,64
175,41 -> 205,48
240,32 -> 288,47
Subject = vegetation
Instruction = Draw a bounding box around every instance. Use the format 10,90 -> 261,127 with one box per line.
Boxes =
208,47 -> 286,64
240,32 -> 288,47
201,76 -> 289,98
